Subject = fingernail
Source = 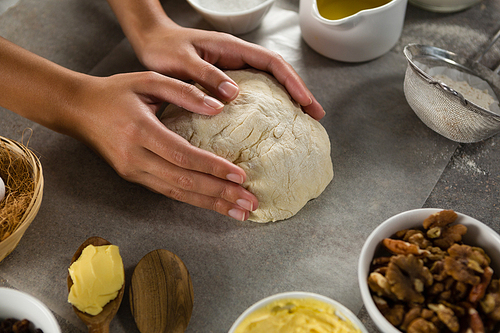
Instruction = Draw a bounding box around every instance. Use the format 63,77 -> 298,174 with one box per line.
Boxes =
228,208 -> 247,221
236,199 -> 253,211
226,173 -> 244,184
218,81 -> 239,100
204,95 -> 224,110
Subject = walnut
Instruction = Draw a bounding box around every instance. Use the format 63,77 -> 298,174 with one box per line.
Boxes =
423,210 -> 458,229
471,246 -> 491,266
398,229 -> 433,249
480,279 -> 500,321
384,304 -> 406,327
440,300 -> 466,317
372,256 -> 391,267
428,282 -> 444,296
425,247 -> 447,262
407,317 -> 439,333
444,244 -> 490,285
386,255 -> 433,303
368,272 -> 393,298
422,210 -> 466,249
429,259 -> 448,282
407,232 -> 433,249
455,281 -> 469,300
429,260 -> 448,282
373,296 -> 405,327
463,303 -> 486,333
469,267 -> 494,304
428,303 -> 460,332
400,307 -> 422,331
432,224 -> 467,250
421,308 -> 434,320
435,277 -> 470,303
372,257 -> 390,270
395,228 -> 410,239
383,238 -> 429,256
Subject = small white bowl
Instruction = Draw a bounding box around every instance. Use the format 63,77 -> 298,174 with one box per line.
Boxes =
358,208 -> 500,333
409,0 -> 480,13
186,0 -> 275,35
0,288 -> 61,333
228,291 -> 368,333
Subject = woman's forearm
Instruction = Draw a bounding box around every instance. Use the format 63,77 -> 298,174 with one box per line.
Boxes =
105,0 -> 176,57
0,36 -> 85,135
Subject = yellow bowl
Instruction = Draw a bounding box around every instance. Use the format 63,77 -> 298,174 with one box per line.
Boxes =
228,291 -> 368,333
0,136 -> 44,263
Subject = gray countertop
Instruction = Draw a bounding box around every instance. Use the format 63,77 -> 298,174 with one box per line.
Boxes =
1,0 -> 500,332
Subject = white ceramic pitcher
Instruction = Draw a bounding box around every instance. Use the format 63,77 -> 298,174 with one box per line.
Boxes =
299,0 -> 407,62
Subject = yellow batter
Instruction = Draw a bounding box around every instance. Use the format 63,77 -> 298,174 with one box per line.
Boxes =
68,244 -> 124,315
234,297 -> 362,333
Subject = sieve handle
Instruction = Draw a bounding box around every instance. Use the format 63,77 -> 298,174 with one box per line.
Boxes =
408,60 -> 469,106
433,81 -> 468,106
473,27 -> 500,74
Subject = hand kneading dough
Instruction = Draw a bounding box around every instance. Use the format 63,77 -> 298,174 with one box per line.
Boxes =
160,69 -> 333,223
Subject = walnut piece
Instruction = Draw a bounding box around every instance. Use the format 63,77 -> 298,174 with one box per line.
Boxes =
480,279 -> 500,321
368,272 -> 393,298
428,303 -> 460,332
386,255 -> 433,303
383,238 -> 429,256
469,267 -> 494,304
423,210 -> 458,229
401,229 -> 433,249
373,295 -> 405,326
445,244 -> 490,285
400,307 -> 422,331
407,317 -> 439,333
432,224 -> 467,250
422,210 -> 466,249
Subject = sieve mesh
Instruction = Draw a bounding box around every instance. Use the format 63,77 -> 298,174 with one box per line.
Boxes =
403,43 -> 500,143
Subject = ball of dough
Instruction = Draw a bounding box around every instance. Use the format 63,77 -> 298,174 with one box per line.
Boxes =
161,69 -> 333,222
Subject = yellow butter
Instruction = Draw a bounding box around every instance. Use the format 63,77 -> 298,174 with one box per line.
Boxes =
234,298 -> 362,333
68,244 -> 124,315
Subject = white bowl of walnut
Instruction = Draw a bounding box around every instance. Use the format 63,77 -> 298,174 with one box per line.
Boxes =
358,208 -> 500,333
0,287 -> 61,332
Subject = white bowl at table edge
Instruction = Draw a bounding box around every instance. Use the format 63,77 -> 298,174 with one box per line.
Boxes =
228,291 -> 368,333
358,208 -> 500,333
0,287 -> 61,333
186,0 -> 275,35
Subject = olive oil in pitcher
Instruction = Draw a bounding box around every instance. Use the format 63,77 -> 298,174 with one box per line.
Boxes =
317,0 -> 392,20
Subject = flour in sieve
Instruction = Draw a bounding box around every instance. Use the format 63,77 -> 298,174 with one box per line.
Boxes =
197,0 -> 267,12
434,74 -> 497,111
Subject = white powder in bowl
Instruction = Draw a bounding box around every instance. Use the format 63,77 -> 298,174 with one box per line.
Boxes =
197,0 -> 267,12
434,74 -> 497,111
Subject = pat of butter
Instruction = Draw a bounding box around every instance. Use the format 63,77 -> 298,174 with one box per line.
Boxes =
68,244 -> 124,315
234,298 -> 362,333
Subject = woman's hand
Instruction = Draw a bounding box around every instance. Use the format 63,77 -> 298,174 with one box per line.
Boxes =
134,25 -> 325,120
70,72 -> 259,221
106,0 -> 325,120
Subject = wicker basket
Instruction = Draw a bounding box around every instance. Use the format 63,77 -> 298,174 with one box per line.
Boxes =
0,136 -> 44,263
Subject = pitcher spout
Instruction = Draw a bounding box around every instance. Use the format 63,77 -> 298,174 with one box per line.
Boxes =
299,0 -> 408,62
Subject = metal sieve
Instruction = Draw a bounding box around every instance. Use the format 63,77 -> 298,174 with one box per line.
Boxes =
403,29 -> 500,143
